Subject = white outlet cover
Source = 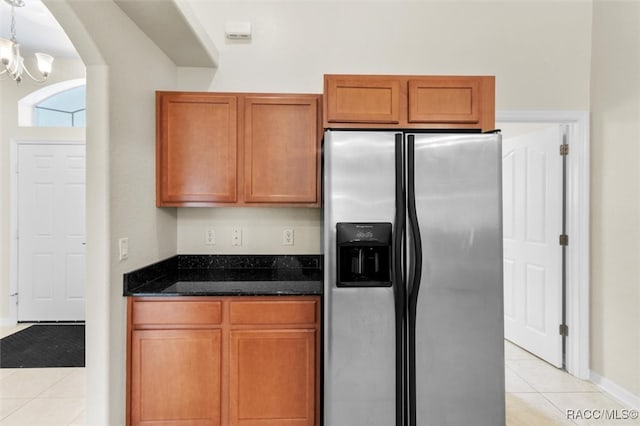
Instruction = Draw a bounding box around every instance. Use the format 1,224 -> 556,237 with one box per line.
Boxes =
118,238 -> 129,260
232,227 -> 242,246
205,228 -> 216,245
283,229 -> 294,245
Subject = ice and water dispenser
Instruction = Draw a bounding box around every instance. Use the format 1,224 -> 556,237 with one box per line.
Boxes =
336,222 -> 392,287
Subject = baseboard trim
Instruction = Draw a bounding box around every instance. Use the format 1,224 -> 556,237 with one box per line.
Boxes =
591,371 -> 640,410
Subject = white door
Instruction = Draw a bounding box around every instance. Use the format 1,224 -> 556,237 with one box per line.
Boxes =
18,143 -> 86,321
502,125 -> 563,367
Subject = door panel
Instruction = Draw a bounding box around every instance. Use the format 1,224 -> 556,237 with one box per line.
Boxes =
502,125 -> 563,367
230,329 -> 316,426
131,329 -> 222,425
243,96 -> 319,204
411,133 -> 505,426
323,131 -> 397,426
157,93 -> 238,205
18,143 -> 86,321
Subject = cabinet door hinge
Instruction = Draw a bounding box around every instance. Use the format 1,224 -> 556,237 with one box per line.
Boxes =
560,143 -> 569,156
559,234 -> 569,246
559,324 -> 569,337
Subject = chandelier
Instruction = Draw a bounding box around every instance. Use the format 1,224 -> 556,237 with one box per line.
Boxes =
0,0 -> 54,83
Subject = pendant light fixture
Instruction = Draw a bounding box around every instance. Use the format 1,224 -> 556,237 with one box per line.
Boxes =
0,0 -> 54,83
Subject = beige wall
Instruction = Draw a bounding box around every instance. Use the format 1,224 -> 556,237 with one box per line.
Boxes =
178,208 -> 321,254
590,0 -> 640,397
0,59 -> 86,324
176,0 -> 593,256
46,1 -> 180,423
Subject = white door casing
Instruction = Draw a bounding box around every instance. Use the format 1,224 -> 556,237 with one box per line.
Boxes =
17,142 -> 86,321
497,111 -> 590,380
502,125 -> 563,368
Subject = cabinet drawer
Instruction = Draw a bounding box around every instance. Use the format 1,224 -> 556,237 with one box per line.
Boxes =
230,299 -> 318,325
132,300 -> 222,326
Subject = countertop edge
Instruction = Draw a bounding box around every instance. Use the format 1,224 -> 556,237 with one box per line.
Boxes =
123,255 -> 323,297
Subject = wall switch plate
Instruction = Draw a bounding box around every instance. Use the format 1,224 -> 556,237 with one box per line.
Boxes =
231,227 -> 242,246
205,228 -> 216,245
283,229 -> 294,246
119,237 -> 129,261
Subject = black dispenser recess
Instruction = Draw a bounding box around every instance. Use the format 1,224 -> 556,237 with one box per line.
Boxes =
336,222 -> 392,287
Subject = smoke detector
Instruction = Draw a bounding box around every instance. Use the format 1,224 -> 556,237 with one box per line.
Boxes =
225,22 -> 252,40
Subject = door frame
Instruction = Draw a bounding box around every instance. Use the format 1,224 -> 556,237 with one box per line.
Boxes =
9,138 -> 87,324
496,111 -> 590,380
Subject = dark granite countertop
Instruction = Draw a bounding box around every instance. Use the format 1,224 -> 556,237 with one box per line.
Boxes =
123,255 -> 323,296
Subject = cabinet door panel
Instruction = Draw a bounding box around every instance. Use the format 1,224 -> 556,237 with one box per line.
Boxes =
408,77 -> 480,124
325,76 -> 400,124
243,96 -> 320,204
131,329 -> 222,425
230,329 -> 317,426
158,93 -> 238,205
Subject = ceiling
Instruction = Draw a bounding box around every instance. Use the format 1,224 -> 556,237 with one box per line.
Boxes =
0,0 -> 217,68
0,0 -> 79,59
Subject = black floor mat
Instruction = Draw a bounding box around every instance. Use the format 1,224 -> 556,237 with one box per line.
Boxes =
0,324 -> 85,368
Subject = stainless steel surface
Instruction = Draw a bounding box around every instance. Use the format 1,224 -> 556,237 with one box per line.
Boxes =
324,131 -> 397,426
324,131 -> 505,426
411,133 -> 505,425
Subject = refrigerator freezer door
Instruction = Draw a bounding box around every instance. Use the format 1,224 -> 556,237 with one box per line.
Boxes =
324,131 -> 398,426
411,133 -> 505,426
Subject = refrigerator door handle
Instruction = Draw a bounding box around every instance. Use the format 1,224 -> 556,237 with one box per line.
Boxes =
406,135 -> 423,426
393,133 -> 406,426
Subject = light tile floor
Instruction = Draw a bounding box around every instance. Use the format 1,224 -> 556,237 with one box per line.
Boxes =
0,325 -> 637,425
505,340 -> 640,426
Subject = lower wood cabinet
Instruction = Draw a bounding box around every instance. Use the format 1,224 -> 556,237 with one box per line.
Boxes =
230,329 -> 316,426
130,329 -> 223,425
127,296 -> 320,426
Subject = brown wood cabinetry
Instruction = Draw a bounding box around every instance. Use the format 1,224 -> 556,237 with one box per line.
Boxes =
324,74 -> 495,131
229,299 -> 318,426
130,329 -> 223,425
156,92 -> 322,207
157,93 -> 238,206
127,296 -> 320,426
243,96 -> 320,204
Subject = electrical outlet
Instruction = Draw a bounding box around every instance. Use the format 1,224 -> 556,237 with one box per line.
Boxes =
119,237 -> 129,261
283,229 -> 294,246
231,227 -> 242,246
205,228 -> 216,245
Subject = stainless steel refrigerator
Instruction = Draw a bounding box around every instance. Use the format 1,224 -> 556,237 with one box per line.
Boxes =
323,130 -> 505,426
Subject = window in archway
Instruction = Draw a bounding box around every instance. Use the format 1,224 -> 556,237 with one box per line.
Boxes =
33,85 -> 86,127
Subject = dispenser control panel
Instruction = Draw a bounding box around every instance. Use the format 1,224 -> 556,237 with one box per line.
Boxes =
336,222 -> 392,287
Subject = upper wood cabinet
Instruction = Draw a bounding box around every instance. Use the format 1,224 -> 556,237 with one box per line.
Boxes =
157,93 -> 238,205
156,92 -> 322,207
324,74 -> 495,131
243,96 -> 320,204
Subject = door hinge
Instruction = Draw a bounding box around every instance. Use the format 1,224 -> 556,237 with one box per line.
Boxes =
559,234 -> 569,246
560,143 -> 569,156
559,324 -> 569,337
